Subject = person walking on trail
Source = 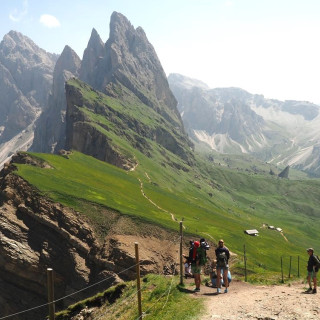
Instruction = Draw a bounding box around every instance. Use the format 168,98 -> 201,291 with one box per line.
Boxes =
215,239 -> 230,293
305,248 -> 318,294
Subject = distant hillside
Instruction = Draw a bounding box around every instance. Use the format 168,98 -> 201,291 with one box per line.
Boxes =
168,73 -> 320,177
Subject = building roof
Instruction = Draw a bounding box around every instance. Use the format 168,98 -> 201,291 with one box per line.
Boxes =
245,229 -> 259,235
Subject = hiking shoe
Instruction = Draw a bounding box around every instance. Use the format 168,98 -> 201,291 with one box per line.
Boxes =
312,288 -> 317,294
217,288 -> 221,293
193,288 -> 200,292
224,288 -> 228,293
305,287 -> 313,293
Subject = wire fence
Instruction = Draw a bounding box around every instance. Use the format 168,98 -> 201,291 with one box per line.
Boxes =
0,227 -> 310,320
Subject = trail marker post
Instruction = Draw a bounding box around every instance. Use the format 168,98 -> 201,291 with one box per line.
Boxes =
47,268 -> 55,320
135,242 -> 143,319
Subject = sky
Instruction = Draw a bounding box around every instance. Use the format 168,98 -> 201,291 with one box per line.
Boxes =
1,0 -> 320,103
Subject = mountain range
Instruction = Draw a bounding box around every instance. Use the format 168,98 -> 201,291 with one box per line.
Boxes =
1,10 -> 320,319
168,73 -> 320,176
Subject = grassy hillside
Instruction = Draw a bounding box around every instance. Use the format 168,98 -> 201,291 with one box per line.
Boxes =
15,148 -> 320,280
12,78 -> 320,281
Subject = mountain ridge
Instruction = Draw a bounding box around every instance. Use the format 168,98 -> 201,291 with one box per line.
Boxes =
168,73 -> 320,176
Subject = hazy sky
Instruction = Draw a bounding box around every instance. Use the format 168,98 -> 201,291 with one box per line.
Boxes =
1,0 -> 320,103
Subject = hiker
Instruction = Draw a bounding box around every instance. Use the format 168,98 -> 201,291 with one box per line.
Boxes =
305,248 -> 318,294
215,239 -> 230,293
184,257 -> 192,278
187,239 -> 208,292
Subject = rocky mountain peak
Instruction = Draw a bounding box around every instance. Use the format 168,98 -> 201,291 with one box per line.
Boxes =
103,12 -> 182,129
31,44 -> 81,154
54,45 -> 81,77
0,30 -> 57,68
79,28 -> 105,88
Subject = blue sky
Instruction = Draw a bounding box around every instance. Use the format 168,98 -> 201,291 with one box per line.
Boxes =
1,0 -> 320,103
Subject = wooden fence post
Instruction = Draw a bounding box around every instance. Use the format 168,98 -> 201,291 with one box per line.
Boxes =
47,268 -> 55,320
289,256 -> 292,278
135,242 -> 143,319
180,221 -> 183,285
244,244 -> 247,282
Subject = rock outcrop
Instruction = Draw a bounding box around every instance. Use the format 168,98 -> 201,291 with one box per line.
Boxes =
31,45 -> 81,153
0,153 -> 180,319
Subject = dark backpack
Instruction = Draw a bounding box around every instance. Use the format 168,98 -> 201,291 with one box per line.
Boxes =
314,255 -> 320,268
198,246 -> 207,266
217,252 -> 227,267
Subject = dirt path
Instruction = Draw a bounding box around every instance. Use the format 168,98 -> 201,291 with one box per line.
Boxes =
187,279 -> 320,320
138,177 -> 178,222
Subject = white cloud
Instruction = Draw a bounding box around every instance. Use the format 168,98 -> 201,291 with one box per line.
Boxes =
9,0 -> 28,22
39,14 -> 61,28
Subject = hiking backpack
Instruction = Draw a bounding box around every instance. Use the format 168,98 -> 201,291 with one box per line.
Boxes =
217,252 -> 227,267
198,246 -> 207,266
314,255 -> 320,269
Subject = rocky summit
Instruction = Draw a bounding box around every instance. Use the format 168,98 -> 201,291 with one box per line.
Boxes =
32,12 -> 190,162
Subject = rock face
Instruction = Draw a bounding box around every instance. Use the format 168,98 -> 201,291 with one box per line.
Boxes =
0,153 -> 180,319
168,73 -> 320,176
31,45 -> 81,153
80,12 -> 182,130
0,31 -> 57,143
65,78 -> 194,169
0,31 -> 58,169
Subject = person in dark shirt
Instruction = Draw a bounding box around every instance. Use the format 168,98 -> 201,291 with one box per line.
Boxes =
306,248 -> 318,294
215,239 -> 230,293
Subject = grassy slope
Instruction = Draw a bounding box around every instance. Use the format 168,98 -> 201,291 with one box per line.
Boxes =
55,275 -> 203,320
15,148 -> 320,278
13,78 -> 320,280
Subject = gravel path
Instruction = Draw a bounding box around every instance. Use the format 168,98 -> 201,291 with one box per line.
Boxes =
189,279 -> 320,320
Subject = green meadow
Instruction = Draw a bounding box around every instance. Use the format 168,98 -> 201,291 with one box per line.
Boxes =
15,148 -> 320,281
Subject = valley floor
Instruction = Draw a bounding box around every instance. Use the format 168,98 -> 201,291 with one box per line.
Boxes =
189,279 -> 320,320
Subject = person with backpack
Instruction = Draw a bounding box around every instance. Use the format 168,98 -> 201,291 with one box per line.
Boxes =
215,239 -> 230,293
186,239 -> 209,292
305,248 -> 319,294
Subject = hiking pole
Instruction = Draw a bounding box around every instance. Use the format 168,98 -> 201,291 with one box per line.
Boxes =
180,221 -> 183,285
135,242 -> 143,319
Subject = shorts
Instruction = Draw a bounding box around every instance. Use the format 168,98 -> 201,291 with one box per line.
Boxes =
308,270 -> 318,279
191,264 -> 202,274
217,264 -> 229,271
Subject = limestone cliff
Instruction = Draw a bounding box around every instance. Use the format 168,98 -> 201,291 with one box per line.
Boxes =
31,45 -> 81,153
0,31 -> 57,143
0,153 -> 179,319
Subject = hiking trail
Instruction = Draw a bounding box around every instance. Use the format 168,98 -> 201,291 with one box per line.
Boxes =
186,278 -> 319,320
